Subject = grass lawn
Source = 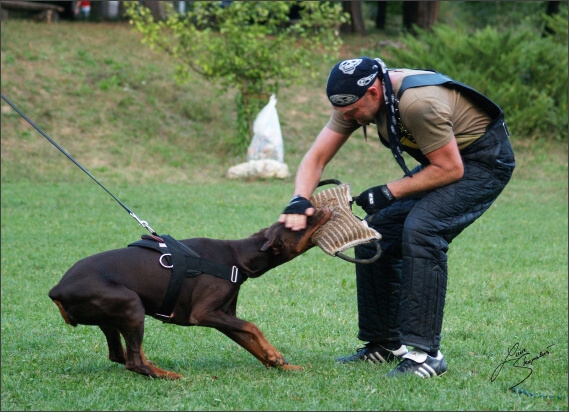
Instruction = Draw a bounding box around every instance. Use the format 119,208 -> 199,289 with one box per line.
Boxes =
1,20 -> 568,411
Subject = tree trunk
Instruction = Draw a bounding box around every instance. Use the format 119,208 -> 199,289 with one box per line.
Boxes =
142,1 -> 166,22
350,0 -> 367,36
546,1 -> 561,15
375,1 -> 387,30
403,1 -> 439,33
341,0 -> 367,36
544,1 -> 561,36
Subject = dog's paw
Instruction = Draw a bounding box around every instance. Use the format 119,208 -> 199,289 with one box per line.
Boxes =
281,363 -> 303,371
162,371 -> 184,380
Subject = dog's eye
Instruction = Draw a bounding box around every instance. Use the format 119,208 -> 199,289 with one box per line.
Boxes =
274,237 -> 283,248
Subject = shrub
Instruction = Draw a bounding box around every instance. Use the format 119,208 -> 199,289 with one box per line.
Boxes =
373,15 -> 568,141
125,1 -> 347,152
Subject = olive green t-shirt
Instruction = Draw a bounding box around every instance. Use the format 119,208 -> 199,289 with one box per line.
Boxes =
326,69 -> 492,154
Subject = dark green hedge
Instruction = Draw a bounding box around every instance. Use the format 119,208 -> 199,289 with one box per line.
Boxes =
374,12 -> 568,141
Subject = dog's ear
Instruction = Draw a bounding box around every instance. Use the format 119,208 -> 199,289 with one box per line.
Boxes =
260,235 -> 283,254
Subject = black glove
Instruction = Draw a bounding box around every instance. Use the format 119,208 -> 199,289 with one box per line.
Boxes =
355,185 -> 395,215
282,195 -> 314,215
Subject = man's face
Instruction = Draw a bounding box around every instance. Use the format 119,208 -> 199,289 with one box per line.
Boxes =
333,88 -> 381,126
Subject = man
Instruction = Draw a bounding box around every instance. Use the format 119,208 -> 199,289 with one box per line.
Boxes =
278,57 -> 515,378
74,1 -> 91,19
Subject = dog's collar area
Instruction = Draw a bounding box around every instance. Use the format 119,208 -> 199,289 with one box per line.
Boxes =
128,234 -> 246,323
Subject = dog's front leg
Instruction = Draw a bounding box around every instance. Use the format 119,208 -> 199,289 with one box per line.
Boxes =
193,310 -> 302,370
220,323 -> 302,371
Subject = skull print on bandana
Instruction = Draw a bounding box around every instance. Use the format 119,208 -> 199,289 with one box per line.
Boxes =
339,59 -> 363,75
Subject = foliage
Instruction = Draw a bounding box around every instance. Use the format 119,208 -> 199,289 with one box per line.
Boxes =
376,15 -> 568,141
542,5 -> 569,44
440,1 -> 551,31
125,1 -> 347,152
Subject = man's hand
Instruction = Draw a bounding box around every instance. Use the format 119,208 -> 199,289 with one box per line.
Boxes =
355,184 -> 395,215
278,195 -> 315,231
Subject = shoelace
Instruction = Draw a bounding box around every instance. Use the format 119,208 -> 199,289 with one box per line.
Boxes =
395,358 -> 419,371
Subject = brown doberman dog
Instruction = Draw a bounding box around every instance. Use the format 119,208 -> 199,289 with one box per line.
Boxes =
48,208 -> 330,379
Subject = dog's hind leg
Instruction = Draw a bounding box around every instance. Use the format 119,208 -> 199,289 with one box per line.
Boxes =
99,325 -> 126,364
121,330 -> 184,379
139,347 -> 183,380
119,322 -> 184,380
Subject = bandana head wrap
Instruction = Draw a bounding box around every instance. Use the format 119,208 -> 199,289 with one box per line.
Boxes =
326,57 -> 380,107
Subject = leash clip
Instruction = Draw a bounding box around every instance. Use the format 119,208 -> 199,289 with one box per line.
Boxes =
230,266 -> 239,283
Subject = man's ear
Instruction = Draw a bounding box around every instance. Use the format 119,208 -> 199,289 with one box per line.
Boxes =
367,82 -> 382,100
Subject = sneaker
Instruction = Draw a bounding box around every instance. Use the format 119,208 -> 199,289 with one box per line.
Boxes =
337,343 -> 408,364
386,349 -> 447,378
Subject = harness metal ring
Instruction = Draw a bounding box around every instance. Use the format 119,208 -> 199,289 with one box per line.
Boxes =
231,266 -> 239,283
159,253 -> 173,269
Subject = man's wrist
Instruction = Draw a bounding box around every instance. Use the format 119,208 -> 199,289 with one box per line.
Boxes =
381,185 -> 395,203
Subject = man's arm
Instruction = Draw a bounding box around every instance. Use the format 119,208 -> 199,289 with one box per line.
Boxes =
279,125 -> 350,231
387,137 -> 464,198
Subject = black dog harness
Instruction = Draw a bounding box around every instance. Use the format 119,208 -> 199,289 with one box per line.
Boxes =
128,234 -> 247,322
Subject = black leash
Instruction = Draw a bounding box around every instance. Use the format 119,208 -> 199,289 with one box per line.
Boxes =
1,94 -> 158,236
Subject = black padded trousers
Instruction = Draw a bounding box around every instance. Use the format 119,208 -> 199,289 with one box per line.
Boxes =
354,116 -> 515,353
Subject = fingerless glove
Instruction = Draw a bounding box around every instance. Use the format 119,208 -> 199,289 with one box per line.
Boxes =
282,195 -> 314,215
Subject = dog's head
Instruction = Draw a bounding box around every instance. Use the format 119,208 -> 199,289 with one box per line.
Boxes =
259,207 -> 332,262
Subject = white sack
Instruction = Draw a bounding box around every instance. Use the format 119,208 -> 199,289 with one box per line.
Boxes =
247,94 -> 284,163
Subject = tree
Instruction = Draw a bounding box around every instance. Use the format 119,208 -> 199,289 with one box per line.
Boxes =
140,1 -> 166,21
375,1 -> 387,30
341,1 -> 367,36
403,1 -> 440,33
544,1 -> 561,36
365,1 -> 442,33
125,1 -> 347,151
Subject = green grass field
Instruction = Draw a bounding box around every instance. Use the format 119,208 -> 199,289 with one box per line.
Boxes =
2,20 -> 568,411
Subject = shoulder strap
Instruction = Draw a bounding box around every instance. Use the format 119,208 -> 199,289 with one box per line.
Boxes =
397,71 -> 503,119
128,237 -> 168,253
155,235 -> 191,321
183,255 -> 243,284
